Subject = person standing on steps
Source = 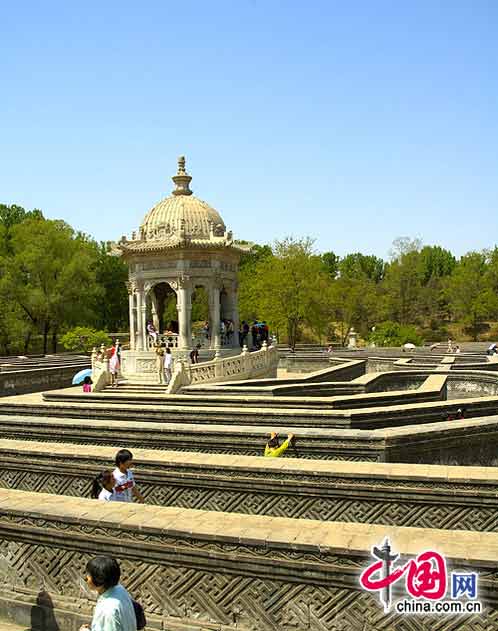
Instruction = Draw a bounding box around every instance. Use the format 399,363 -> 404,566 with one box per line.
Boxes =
190,344 -> 200,364
154,343 -> 165,384
109,345 -> 120,388
164,347 -> 173,385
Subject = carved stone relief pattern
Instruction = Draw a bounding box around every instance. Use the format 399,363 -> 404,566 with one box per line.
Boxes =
135,359 -> 156,373
0,467 -> 497,531
0,427 -> 378,460
0,531 -> 494,631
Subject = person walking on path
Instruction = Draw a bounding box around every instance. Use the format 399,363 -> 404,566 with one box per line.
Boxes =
154,344 -> 165,384
91,470 -> 116,502
80,556 -> 137,631
109,346 -> 120,388
264,432 -> 295,457
226,320 -> 234,344
241,321 -> 249,347
190,344 -> 200,364
164,347 -> 173,384
112,449 -> 144,503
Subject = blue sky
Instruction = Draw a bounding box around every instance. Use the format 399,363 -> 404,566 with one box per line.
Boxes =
1,0 -> 497,259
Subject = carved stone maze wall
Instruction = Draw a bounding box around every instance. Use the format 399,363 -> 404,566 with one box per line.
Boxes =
0,513 -> 496,631
2,459 -> 498,531
0,364 -> 90,396
0,418 -> 383,460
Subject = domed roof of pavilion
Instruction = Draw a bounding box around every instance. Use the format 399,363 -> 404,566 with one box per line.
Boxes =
140,157 -> 226,241
119,157 -> 244,255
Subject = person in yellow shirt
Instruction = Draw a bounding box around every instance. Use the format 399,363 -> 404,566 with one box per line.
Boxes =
264,432 -> 295,457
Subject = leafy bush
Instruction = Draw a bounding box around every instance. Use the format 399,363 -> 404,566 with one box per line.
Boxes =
418,325 -> 449,342
368,321 -> 423,347
61,327 -> 111,353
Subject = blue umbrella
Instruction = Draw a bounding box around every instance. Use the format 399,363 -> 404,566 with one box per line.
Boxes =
72,368 -> 92,385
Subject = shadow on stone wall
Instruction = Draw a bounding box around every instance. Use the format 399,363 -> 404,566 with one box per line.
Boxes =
30,591 -> 60,631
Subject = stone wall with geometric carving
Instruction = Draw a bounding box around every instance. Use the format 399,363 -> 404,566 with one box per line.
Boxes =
0,363 -> 90,397
0,489 -> 497,631
2,408 -> 498,464
1,439 -> 498,531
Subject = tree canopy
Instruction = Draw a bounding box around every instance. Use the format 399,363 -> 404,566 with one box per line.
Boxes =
3,200 -> 498,354
0,204 -> 128,354
238,237 -> 498,345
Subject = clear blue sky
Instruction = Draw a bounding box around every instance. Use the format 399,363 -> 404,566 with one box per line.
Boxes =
1,0 -> 497,259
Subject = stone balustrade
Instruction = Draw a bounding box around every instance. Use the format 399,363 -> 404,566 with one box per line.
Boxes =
91,343 -> 110,391
146,332 -> 179,350
167,342 -> 279,393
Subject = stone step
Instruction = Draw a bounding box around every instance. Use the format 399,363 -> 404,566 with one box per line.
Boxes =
0,622 -> 30,630
43,381 -> 446,414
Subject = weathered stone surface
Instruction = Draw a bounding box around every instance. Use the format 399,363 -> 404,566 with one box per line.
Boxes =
0,366 -> 85,397
0,489 -> 497,630
2,439 -> 498,530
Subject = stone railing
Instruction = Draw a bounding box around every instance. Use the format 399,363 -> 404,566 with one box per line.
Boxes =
0,488 -> 497,630
167,342 -> 279,393
146,332 -> 179,350
90,344 -> 110,391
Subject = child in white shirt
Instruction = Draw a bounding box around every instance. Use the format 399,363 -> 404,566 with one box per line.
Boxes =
112,449 -> 144,503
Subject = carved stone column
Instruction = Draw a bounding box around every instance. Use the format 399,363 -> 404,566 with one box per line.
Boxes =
210,280 -> 221,350
135,283 -> 144,351
150,289 -> 160,332
143,283 -> 154,350
172,276 -> 192,355
126,282 -> 136,351
228,280 -> 239,348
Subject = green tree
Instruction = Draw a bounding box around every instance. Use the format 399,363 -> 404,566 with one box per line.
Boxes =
93,243 -> 129,331
239,243 -> 273,271
239,237 -> 331,349
321,251 -> 340,279
0,204 -> 44,254
192,286 -> 209,322
383,250 -> 424,325
61,326 -> 111,353
446,251 -> 498,340
2,217 -> 101,353
329,276 -> 379,344
0,204 -> 46,352
369,321 -> 423,347
417,245 -> 456,284
338,252 -> 385,283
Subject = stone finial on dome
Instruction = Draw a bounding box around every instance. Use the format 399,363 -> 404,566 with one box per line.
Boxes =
172,155 -> 193,196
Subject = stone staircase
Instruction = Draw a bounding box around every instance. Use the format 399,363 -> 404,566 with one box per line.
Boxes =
106,380 -> 168,394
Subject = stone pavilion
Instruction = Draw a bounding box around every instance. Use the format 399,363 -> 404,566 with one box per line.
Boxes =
117,156 -> 245,375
